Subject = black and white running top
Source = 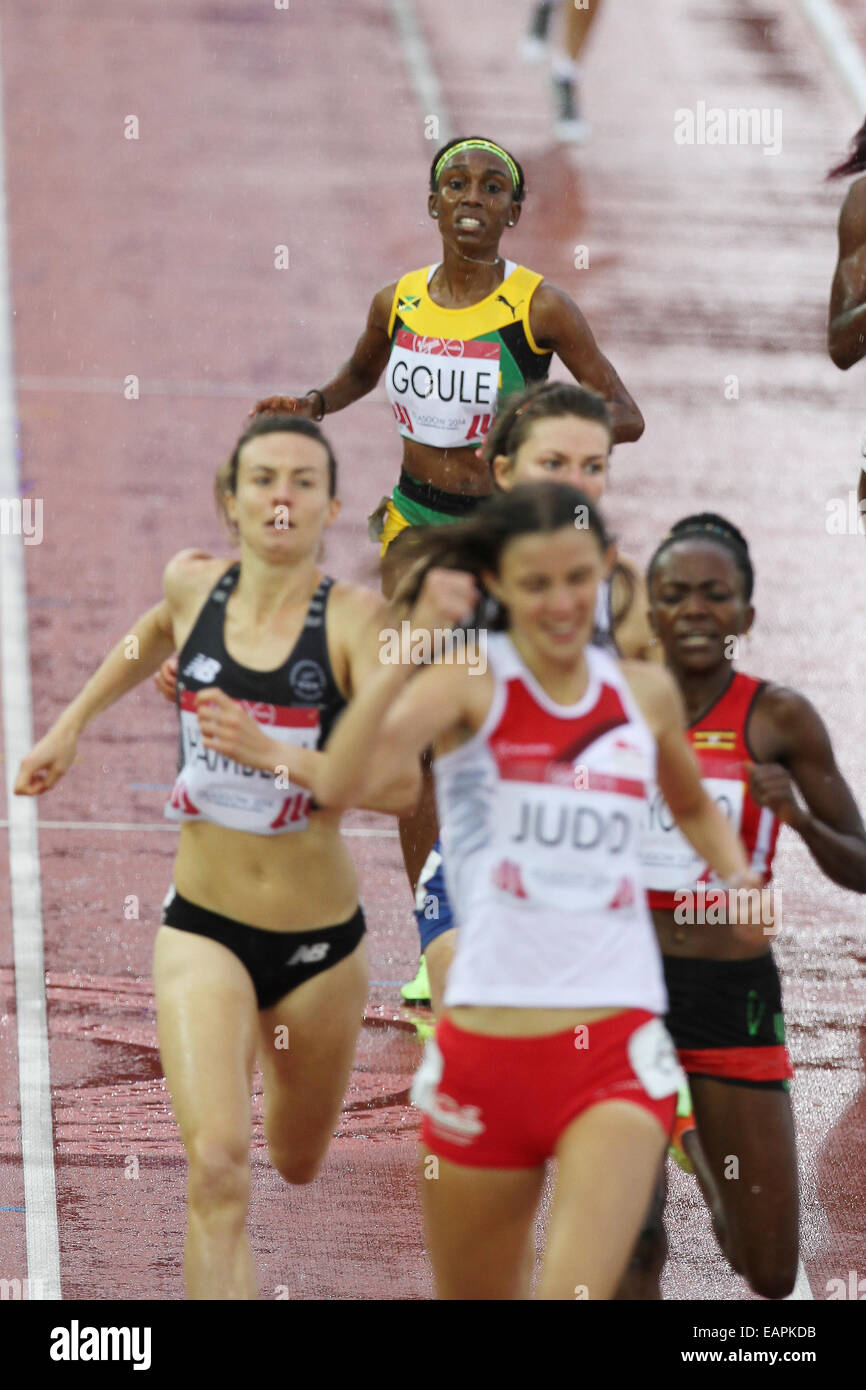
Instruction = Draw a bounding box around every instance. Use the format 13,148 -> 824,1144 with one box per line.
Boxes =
165,564 -> 345,835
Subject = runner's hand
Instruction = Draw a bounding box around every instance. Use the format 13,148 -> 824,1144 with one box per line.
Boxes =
154,654 -> 179,704
14,725 -> 79,796
250,395 -> 314,419
410,568 -> 480,636
195,688 -> 279,770
746,762 -> 807,830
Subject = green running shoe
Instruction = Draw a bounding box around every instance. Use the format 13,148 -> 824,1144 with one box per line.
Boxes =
668,1078 -> 696,1175
405,1013 -> 436,1044
401,955 -> 431,1005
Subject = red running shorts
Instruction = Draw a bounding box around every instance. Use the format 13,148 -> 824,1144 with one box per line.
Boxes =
414,1008 -> 680,1169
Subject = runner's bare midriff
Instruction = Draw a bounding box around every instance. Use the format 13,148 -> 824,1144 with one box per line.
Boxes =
173,814 -> 359,932
446,1005 -> 623,1037
401,438 -> 497,497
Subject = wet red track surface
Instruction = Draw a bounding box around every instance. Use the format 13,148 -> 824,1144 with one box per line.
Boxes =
0,0 -> 864,1300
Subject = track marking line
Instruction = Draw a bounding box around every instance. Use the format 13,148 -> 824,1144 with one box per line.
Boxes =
793,0 -> 866,111
17,374 -> 317,400
0,819 -> 399,836
387,0 -> 452,142
0,18 -> 62,1300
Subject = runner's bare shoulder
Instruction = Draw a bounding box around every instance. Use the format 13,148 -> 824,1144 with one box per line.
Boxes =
163,550 -> 234,611
618,659 -> 684,735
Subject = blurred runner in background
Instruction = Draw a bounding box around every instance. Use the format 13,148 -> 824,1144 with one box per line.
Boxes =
522,0 -> 605,143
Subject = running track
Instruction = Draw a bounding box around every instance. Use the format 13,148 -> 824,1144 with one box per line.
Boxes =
0,0 -> 864,1300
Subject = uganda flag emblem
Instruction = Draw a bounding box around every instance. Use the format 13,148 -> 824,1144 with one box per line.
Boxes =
692,730 -> 737,751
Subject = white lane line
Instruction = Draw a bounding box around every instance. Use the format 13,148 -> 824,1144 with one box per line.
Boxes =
0,820 -> 399,837
0,22 -> 61,1299
387,0 -> 452,142
794,0 -> 866,112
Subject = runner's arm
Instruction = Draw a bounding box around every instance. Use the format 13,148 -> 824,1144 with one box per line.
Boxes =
313,572 -> 481,810
14,554 -> 189,795
254,283 -> 396,417
749,686 -> 866,892
828,181 -> 866,370
529,282 -> 644,442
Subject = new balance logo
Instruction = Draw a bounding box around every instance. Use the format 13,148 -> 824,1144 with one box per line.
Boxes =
286,942 -> 330,967
183,654 -> 222,683
492,859 -> 528,898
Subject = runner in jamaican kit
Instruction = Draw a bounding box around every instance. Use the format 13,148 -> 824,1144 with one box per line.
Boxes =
642,514 -> 866,1298
253,134 -> 642,576
14,415 -> 415,1300
302,482 -> 764,1299
827,115 -> 866,529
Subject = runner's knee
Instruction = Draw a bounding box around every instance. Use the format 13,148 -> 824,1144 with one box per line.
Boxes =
187,1136 -> 249,1217
268,1140 -> 326,1186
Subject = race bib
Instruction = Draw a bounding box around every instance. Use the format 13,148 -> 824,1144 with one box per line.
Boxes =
492,783 -> 642,916
641,776 -> 744,892
387,331 -> 500,448
166,693 -> 319,833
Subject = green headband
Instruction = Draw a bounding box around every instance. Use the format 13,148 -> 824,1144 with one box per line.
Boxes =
434,140 -> 520,192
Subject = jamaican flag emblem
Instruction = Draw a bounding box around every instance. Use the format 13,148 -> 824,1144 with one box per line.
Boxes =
398,294 -> 421,314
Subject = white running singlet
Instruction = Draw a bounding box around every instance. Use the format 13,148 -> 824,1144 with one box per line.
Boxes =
437,635 -> 667,1012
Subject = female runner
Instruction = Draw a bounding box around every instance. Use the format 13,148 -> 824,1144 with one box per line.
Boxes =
298,482 -> 763,1299
642,514 -> 866,1298
14,414 -> 415,1300
827,117 -> 866,525
402,379 -> 655,1012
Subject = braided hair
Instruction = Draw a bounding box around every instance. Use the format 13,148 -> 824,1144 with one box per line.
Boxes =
647,513 -> 754,599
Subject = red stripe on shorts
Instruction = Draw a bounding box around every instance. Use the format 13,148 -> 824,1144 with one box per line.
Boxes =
677,1044 -> 793,1082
